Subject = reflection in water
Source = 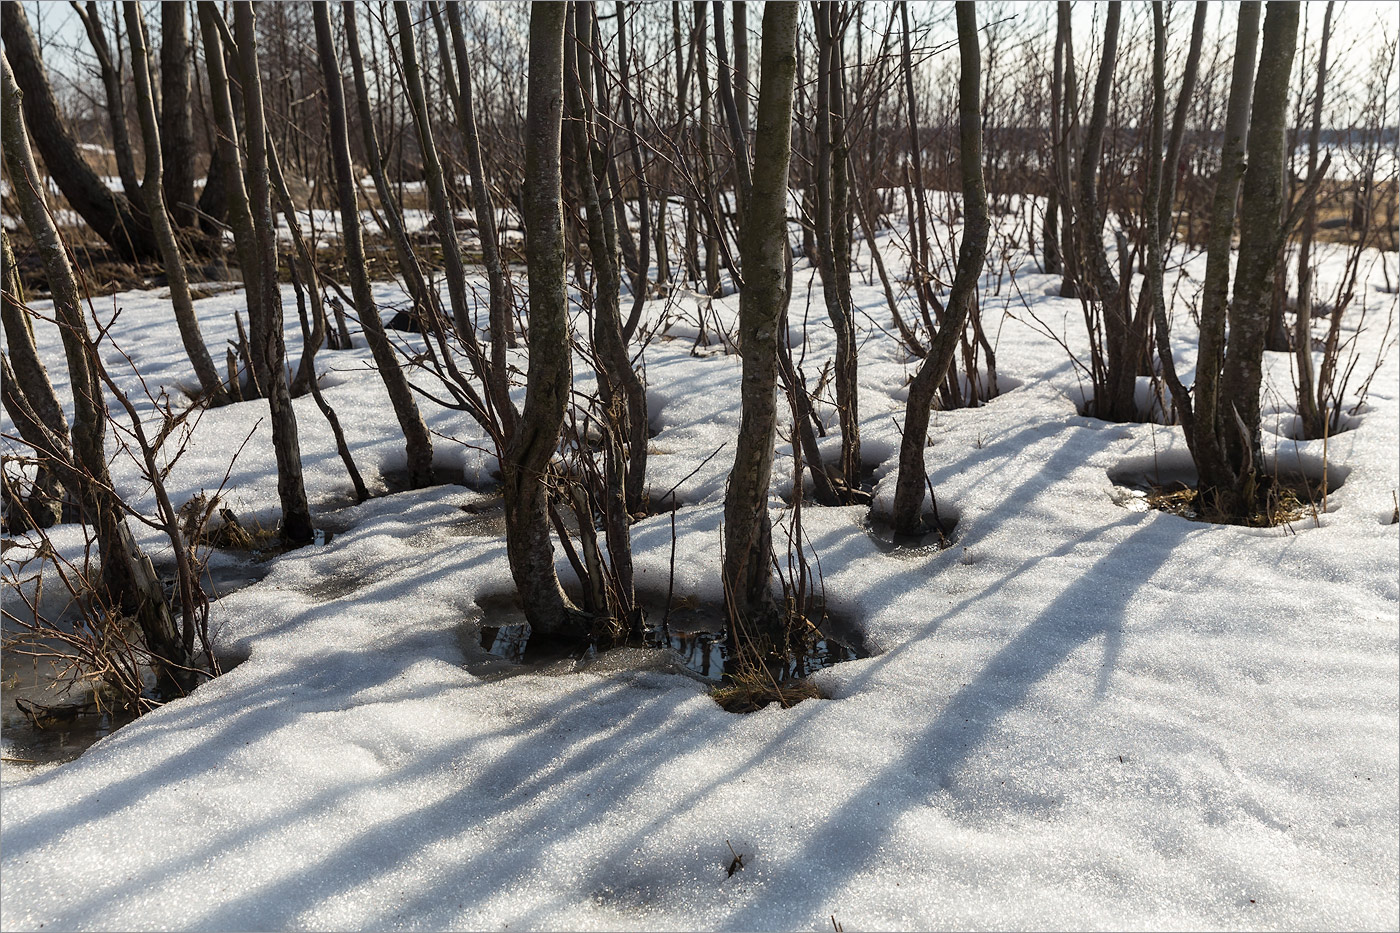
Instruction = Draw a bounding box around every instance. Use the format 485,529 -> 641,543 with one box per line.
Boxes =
472,592 -> 867,682
1,647 -> 137,766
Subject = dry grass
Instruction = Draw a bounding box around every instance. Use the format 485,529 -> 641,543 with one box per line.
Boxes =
1143,480 -> 1322,528
710,678 -> 823,714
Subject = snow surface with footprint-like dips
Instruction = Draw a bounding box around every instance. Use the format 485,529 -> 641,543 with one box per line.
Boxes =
2,210 -> 1397,930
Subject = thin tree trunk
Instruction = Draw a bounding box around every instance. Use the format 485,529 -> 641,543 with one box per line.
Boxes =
1055,1 -> 1080,298
891,2 -> 990,536
1,3 -> 156,261
160,2 -> 198,229
124,2 -> 227,406
615,0 -> 653,340
342,4 -> 432,320
505,1 -> 585,640
722,0 -> 798,658
733,1 -> 749,141
1,229 -> 71,529
267,140 -> 326,396
1078,2 -> 1135,420
3,52 -> 182,675
314,1 -> 434,488
1295,1 -> 1334,440
566,0 -> 642,617
1190,1 -> 1261,501
233,2 -> 313,545
197,1 -> 261,391
567,2 -> 650,516
70,1 -> 142,207
444,0 -> 517,368
695,2 -> 723,297
1134,1 -> 1207,355
812,1 -> 861,494
1218,0 -> 1300,506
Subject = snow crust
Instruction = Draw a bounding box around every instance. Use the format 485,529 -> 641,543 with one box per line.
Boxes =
2,209 -> 1397,930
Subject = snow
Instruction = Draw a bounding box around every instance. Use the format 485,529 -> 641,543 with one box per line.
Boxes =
2,204 -> 1397,930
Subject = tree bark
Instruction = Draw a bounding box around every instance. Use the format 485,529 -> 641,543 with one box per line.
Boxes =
891,2 -> 990,536
694,2 -> 724,298
314,2 -> 434,488
566,2 -> 650,516
733,1 -> 750,142
614,0 -> 653,340
232,2 -> 314,545
812,1 -> 861,495
124,2 -> 227,405
1190,1 -> 1260,501
197,1 -> 260,390
394,2 -> 511,432
722,0 -> 798,658
1295,1 -> 1335,440
1218,0 -> 1300,502
160,2 -> 198,229
1,228 -> 71,529
444,1 -> 517,398
1,3 -> 156,261
70,1 -> 142,208
1054,1 -> 1081,298
504,1 -> 585,640
2,52 -> 182,674
342,4 -> 432,319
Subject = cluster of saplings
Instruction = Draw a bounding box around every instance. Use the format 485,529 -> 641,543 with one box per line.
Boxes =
0,2 -> 1360,706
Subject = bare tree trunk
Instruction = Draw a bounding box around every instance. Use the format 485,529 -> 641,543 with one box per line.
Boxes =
395,3 -> 471,340
266,142 -> 326,397
2,52 -> 182,675
342,4 -> 431,319
813,1 -> 861,495
160,2 -> 198,229
1190,1 -> 1261,500
1295,1 -> 1335,440
566,2 -> 650,516
722,0 -> 798,658
1218,0 -> 1300,505
233,2 -> 314,545
1,229 -> 71,529
891,2 -> 990,536
313,1 -> 433,488
565,0 -> 643,618
124,2 -> 227,406
1078,2 -> 1139,421
505,1 -> 586,640
899,1 -> 934,322
1054,1 -> 1081,298
733,1 -> 749,141
197,1 -> 260,391
444,0 -> 516,365
70,1 -> 142,207
695,2 -> 724,298
615,0 -> 653,340
395,3 -> 513,436
1,3 -> 156,261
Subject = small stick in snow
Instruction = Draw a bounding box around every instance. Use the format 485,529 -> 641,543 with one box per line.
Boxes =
725,840 -> 745,878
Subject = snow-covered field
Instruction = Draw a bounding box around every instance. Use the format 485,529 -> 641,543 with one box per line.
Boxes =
2,214 -> 1397,930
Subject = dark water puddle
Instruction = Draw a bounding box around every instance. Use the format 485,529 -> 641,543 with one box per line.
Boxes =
459,590 -> 869,683
784,460 -> 879,508
2,564 -> 258,770
863,509 -> 959,556
0,642 -> 235,769
1,645 -> 136,767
